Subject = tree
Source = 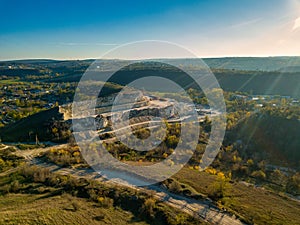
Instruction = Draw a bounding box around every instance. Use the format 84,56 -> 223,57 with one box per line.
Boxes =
142,198 -> 156,218
251,170 -> 266,181
208,173 -> 231,201
286,173 -> 300,195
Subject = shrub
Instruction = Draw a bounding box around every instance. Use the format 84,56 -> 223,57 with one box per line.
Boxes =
207,176 -> 231,201
97,196 -> 114,208
10,180 -> 21,193
251,170 -> 266,180
19,165 -> 50,183
168,180 -> 182,193
141,198 -> 156,218
71,201 -> 80,211
42,146 -> 86,167
0,184 -> 11,194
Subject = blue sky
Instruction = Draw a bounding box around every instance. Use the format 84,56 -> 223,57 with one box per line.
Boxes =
1,0 -> 300,60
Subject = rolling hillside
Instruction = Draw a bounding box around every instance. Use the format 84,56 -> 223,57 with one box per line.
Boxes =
231,112 -> 300,169
0,107 -> 64,142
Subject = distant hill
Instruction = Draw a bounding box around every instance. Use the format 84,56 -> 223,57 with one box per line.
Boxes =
45,63 -> 300,98
278,66 -> 300,73
2,56 -> 300,71
203,57 -> 300,71
0,59 -> 60,64
102,63 -> 300,98
125,57 -> 300,71
214,70 -> 300,97
0,59 -> 94,65
1,57 -> 300,97
0,68 -> 40,77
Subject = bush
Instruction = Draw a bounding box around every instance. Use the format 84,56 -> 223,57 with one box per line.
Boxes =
251,170 -> 266,181
141,198 -> 156,218
208,176 -> 231,201
97,196 -> 114,208
0,184 -> 11,194
168,180 -> 182,193
10,180 -> 21,193
87,189 -> 98,201
71,201 -> 80,211
42,146 -> 86,167
19,165 -> 50,183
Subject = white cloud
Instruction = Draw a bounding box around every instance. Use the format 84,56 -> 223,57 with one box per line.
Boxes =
292,17 -> 300,30
58,42 -> 120,46
230,18 -> 262,29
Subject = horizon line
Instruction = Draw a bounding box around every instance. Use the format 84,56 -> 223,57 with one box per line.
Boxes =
1,55 -> 300,62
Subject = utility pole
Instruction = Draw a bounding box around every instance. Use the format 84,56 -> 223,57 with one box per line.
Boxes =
35,134 -> 39,145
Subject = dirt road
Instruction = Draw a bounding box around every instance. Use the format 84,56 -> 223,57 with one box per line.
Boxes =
3,144 -> 246,225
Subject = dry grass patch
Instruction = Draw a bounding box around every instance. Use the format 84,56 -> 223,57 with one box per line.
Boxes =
0,193 -> 149,225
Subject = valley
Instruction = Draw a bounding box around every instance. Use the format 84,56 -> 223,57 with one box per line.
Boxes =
0,58 -> 299,225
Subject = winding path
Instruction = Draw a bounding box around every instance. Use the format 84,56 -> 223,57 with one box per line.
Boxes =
3,144 -> 247,225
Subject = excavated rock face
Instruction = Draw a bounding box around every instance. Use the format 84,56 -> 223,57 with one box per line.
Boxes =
94,101 -> 178,130
68,90 -> 183,133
